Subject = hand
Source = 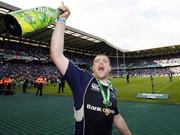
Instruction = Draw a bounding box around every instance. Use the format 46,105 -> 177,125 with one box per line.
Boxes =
58,2 -> 71,19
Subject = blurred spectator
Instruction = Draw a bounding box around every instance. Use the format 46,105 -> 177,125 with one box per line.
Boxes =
35,76 -> 46,96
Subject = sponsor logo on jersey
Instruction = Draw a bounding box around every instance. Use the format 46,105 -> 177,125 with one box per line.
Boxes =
86,104 -> 115,114
91,83 -> 100,92
86,104 -> 102,112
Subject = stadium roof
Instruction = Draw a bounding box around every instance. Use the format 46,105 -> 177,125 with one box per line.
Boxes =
125,44 -> 180,58
0,1 -> 180,59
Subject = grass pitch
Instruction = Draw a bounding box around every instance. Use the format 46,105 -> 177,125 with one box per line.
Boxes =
113,76 -> 180,104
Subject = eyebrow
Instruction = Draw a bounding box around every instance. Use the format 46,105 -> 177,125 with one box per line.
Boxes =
94,58 -> 109,62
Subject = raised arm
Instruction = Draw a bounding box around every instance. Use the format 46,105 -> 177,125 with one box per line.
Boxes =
113,114 -> 132,135
50,2 -> 71,75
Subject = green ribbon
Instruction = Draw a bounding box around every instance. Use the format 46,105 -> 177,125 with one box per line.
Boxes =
97,80 -> 112,107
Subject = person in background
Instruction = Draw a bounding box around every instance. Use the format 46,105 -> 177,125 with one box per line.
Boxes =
150,74 -> 155,94
4,75 -> 13,95
168,72 -> 173,83
0,77 -> 4,95
23,78 -> 29,93
35,75 -> 46,96
58,76 -> 65,93
126,73 -> 130,83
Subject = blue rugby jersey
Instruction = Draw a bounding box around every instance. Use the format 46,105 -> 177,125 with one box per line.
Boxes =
64,61 -> 119,135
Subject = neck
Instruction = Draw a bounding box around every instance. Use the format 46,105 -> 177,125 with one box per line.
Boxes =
98,79 -> 108,86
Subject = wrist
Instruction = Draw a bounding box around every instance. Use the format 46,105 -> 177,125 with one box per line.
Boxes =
56,17 -> 66,25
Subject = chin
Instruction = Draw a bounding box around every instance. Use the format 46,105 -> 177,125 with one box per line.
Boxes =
96,75 -> 106,80
94,72 -> 108,80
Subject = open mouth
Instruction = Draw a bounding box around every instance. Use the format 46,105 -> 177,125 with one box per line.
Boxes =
98,66 -> 104,72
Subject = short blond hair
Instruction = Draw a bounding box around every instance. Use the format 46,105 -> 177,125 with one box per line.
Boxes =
92,54 -> 111,65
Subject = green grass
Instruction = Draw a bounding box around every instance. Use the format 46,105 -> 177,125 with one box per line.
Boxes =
15,76 -> 180,104
113,76 -> 180,104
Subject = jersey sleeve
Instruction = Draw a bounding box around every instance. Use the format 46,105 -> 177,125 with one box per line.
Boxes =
114,99 -> 120,115
111,89 -> 120,116
64,61 -> 93,109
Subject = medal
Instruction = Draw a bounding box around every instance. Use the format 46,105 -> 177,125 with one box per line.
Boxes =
97,79 -> 114,116
97,79 -> 112,107
102,108 -> 111,116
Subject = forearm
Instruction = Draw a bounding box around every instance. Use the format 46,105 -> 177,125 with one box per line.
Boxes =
50,22 -> 65,60
113,114 -> 132,135
50,2 -> 70,75
50,22 -> 69,75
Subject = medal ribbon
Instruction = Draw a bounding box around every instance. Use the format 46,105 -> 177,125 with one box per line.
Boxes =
97,80 -> 112,107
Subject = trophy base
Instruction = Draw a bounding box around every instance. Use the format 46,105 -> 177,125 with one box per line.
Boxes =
4,14 -> 22,36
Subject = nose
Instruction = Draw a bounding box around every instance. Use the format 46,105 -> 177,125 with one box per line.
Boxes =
99,60 -> 104,65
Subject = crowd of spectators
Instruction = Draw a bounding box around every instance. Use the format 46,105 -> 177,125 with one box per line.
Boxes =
0,42 -> 180,81
154,57 -> 180,67
126,67 -> 180,77
0,62 -> 60,82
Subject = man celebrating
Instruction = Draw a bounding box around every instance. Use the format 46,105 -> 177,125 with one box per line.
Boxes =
50,2 -> 132,135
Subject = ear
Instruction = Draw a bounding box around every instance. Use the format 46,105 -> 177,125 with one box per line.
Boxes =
92,65 -> 94,73
109,66 -> 111,72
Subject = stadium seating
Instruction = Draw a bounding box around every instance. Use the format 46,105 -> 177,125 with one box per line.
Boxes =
0,42 -> 180,81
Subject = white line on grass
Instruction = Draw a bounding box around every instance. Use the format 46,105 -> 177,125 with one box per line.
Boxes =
158,78 -> 180,93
